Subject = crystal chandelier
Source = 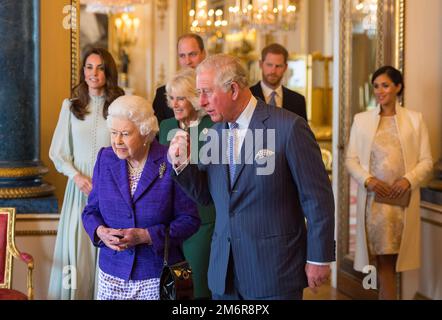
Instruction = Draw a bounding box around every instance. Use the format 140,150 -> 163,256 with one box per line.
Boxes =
189,0 -> 228,35
352,0 -> 378,37
228,0 -> 300,34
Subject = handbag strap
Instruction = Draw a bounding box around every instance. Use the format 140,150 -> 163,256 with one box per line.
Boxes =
163,226 -> 170,266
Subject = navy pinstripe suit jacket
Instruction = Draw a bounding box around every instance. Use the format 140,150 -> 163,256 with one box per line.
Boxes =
174,100 -> 335,298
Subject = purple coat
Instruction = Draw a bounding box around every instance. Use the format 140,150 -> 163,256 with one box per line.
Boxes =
82,140 -> 200,281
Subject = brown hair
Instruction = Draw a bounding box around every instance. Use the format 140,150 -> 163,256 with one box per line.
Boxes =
71,47 -> 125,120
177,33 -> 205,52
261,43 -> 289,64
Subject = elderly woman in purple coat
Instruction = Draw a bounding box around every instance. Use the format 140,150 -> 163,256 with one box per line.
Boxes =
82,95 -> 200,300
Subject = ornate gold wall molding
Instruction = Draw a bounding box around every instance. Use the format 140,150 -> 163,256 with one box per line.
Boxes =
0,166 -> 48,178
157,0 -> 168,31
337,0 -> 353,258
16,214 -> 60,220
16,230 -> 57,237
376,0 -> 385,68
396,0 -> 405,72
71,0 -> 80,91
0,184 -> 55,199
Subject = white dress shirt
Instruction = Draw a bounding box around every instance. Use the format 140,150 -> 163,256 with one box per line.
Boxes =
228,95 -> 257,163
260,81 -> 283,108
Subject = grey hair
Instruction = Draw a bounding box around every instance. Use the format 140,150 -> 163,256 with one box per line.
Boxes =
165,68 -> 206,118
106,95 -> 159,141
196,54 -> 249,92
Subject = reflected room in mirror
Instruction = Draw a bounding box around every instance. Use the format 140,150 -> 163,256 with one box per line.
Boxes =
74,0 -> 150,97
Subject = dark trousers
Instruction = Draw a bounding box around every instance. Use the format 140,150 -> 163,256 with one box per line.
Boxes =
212,253 -> 303,300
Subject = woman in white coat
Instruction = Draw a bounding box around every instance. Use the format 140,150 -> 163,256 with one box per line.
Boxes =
345,66 -> 433,299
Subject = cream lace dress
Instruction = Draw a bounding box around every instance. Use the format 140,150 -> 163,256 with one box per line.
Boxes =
365,116 -> 405,255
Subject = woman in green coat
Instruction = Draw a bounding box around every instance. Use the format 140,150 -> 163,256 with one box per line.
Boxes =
159,68 -> 215,299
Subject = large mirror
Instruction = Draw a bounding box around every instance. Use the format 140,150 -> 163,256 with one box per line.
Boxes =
335,0 -> 405,299
71,0 -> 155,97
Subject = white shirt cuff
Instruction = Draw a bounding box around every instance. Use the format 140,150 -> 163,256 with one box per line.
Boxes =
307,261 -> 331,266
173,159 -> 189,175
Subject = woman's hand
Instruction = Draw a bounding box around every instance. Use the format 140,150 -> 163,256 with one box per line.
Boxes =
73,173 -> 92,195
117,228 -> 152,250
389,177 -> 411,199
96,225 -> 125,251
366,177 -> 392,198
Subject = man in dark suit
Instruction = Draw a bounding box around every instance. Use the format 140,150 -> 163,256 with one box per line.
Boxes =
250,43 -> 307,120
168,54 -> 334,300
152,33 -> 206,124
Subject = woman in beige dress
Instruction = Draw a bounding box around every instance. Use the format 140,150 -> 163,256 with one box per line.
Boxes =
346,66 -> 433,299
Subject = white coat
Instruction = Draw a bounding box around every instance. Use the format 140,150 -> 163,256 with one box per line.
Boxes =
345,105 -> 433,272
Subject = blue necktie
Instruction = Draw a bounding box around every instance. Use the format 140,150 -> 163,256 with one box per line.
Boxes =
268,91 -> 277,106
229,122 -> 239,186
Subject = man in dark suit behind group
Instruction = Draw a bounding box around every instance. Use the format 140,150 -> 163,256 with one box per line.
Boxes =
250,43 -> 307,120
152,33 -> 206,124
168,54 -> 334,300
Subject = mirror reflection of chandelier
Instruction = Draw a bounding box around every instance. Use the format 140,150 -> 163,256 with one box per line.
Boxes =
80,0 -> 148,14
228,0 -> 300,33
351,0 -> 378,37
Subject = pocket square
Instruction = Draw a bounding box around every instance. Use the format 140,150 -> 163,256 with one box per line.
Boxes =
255,149 -> 275,160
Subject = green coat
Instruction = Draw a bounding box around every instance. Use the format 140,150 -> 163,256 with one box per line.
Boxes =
159,115 -> 215,299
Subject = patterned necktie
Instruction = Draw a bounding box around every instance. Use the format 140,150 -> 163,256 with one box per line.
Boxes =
228,122 -> 239,185
268,91 -> 277,106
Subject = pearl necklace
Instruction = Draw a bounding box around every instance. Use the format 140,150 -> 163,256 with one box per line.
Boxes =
127,158 -> 147,177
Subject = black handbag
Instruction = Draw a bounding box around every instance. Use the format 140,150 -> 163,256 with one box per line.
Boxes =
159,227 -> 194,300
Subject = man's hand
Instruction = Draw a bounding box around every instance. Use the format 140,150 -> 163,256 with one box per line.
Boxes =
167,129 -> 190,168
305,263 -> 331,294
73,173 -> 92,195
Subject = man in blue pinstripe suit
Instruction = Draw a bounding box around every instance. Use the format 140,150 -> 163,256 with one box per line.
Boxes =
169,54 -> 335,300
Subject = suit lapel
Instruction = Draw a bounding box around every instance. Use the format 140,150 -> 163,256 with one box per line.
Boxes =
256,82 -> 265,101
111,159 -> 133,210
132,140 -> 163,203
231,101 -> 269,189
282,86 -> 288,109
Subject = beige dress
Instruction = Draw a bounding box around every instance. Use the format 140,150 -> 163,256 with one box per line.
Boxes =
365,116 -> 405,255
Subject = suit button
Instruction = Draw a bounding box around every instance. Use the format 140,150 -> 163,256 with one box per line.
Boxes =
227,237 -> 231,242
232,189 -> 237,193
127,214 -> 132,218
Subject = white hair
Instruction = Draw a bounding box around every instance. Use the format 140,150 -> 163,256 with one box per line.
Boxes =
106,95 -> 159,141
196,54 -> 249,92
